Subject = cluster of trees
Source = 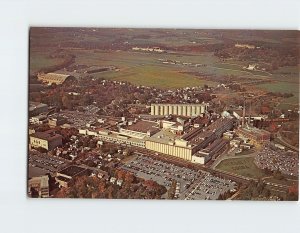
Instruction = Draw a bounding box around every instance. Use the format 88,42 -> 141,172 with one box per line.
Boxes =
214,43 -> 299,71
286,184 -> 298,201
238,178 -> 298,201
238,180 -> 271,200
54,127 -> 78,144
36,54 -> 75,76
55,174 -> 167,199
217,190 -> 233,200
167,180 -> 177,199
75,136 -> 97,149
280,120 -> 299,147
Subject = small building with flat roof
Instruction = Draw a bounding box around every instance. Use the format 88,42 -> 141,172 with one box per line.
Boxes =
56,166 -> 89,188
48,117 -> 67,128
30,130 -> 63,151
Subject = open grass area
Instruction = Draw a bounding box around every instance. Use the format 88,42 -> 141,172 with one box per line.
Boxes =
69,49 -> 218,89
213,63 -> 272,77
100,65 -> 212,89
216,157 -> 267,179
29,50 -> 65,75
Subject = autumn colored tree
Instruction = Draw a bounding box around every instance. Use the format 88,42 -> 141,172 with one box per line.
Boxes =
124,172 -> 135,184
287,184 -> 298,201
55,188 -> 69,198
116,169 -> 126,180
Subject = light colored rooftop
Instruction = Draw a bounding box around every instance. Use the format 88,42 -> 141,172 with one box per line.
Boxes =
147,129 -> 180,144
151,103 -> 207,106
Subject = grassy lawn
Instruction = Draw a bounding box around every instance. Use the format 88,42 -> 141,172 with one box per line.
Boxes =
216,157 -> 267,179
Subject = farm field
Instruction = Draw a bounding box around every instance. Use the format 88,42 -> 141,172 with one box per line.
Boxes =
71,49 -> 220,67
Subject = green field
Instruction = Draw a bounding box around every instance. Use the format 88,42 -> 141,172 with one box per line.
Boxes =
30,50 -> 65,75
216,157 -> 267,179
258,81 -> 299,109
213,63 -> 272,77
69,49 -> 218,89
100,65 -> 211,89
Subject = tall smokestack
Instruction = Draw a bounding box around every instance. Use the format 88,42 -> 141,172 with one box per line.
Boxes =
248,100 -> 251,126
242,97 -> 246,127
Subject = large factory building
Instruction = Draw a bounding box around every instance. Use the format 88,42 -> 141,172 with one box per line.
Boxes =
150,104 -> 208,117
145,117 -> 234,164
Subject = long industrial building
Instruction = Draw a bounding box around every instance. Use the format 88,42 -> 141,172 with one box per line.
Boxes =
37,72 -> 75,85
80,116 -> 234,165
150,104 -> 208,117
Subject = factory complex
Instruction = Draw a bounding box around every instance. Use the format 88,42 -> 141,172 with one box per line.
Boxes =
78,103 -> 240,164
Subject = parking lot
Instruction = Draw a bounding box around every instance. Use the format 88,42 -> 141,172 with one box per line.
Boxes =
29,152 -> 70,174
181,174 -> 237,200
254,147 -> 299,176
121,153 -> 237,200
121,153 -> 201,192
50,107 -> 99,128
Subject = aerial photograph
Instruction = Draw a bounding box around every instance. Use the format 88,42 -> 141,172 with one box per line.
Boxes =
28,27 -> 299,200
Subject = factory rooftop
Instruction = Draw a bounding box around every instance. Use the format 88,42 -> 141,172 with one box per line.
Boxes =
189,131 -> 215,144
31,130 -> 62,141
181,127 -> 203,141
201,138 -> 227,153
125,120 -> 158,133
237,126 -> 271,137
206,117 -> 234,131
151,103 -> 208,106
148,129 -> 180,144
